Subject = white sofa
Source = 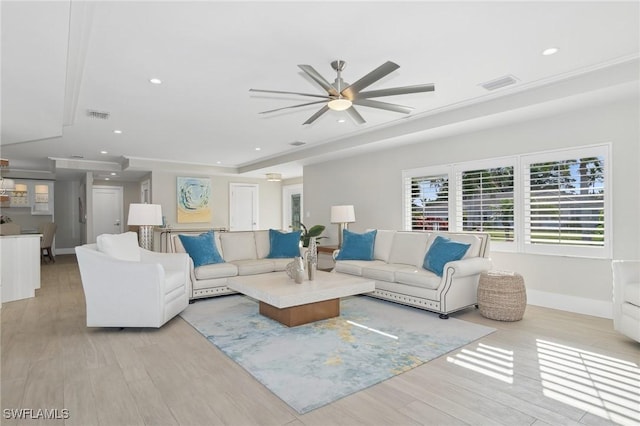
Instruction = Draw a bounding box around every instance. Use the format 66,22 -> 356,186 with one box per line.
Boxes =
75,232 -> 190,328
333,230 -> 492,318
171,230 -> 305,300
612,260 -> 640,343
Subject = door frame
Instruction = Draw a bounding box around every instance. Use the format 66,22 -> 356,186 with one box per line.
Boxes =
282,183 -> 303,230
229,183 -> 259,231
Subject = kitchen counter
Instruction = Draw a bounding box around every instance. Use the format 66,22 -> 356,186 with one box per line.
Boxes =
1,233 -> 42,303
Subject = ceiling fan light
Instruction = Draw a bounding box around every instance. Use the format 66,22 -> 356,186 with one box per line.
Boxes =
328,98 -> 352,111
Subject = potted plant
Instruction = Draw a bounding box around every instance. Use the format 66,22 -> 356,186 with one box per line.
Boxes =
299,223 -> 327,248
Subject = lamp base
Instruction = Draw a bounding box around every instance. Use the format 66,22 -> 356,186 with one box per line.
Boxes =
337,223 -> 349,248
138,225 -> 154,251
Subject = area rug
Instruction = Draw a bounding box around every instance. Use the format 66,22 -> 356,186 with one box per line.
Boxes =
180,294 -> 495,414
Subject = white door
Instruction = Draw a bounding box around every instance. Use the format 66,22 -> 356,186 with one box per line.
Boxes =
230,183 -> 258,231
282,184 -> 303,230
93,186 -> 124,238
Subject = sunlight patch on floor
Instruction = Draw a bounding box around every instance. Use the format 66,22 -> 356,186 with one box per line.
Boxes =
447,342 -> 514,384
536,339 -> 640,426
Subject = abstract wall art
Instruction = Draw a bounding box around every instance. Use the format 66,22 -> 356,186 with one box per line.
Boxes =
177,177 -> 211,223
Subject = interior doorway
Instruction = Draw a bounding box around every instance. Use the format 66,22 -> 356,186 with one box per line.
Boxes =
229,183 -> 258,231
92,185 -> 123,241
282,184 -> 303,230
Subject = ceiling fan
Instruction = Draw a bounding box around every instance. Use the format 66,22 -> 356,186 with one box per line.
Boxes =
249,60 -> 435,125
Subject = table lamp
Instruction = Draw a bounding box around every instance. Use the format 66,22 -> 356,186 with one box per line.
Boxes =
127,203 -> 163,250
331,205 -> 355,248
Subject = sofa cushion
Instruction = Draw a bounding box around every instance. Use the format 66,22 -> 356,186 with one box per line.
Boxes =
388,232 -> 429,266
361,264 -> 403,282
395,268 -> 441,290
272,258 -> 293,272
97,232 -> 140,261
219,232 -> 257,261
373,229 -> 396,262
254,230 -> 271,259
336,229 -> 377,260
232,259 -> 276,275
423,235 -> 470,277
267,229 -> 302,258
194,262 -> 238,280
178,231 -> 224,267
429,232 -> 481,259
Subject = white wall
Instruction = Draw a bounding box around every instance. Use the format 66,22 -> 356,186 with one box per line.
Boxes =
151,171 -> 282,231
303,97 -> 639,318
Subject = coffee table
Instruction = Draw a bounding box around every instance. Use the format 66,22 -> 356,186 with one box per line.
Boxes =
227,271 -> 375,327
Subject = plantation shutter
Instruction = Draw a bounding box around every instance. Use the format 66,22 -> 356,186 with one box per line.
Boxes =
404,172 -> 449,231
524,156 -> 605,247
456,166 -> 515,242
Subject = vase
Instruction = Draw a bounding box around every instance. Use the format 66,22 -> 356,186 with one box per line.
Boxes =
286,256 -> 305,284
306,237 -> 318,280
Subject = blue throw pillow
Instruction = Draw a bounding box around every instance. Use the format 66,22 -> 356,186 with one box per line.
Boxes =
423,235 -> 470,277
267,229 -> 302,258
336,229 -> 377,260
178,231 -> 224,267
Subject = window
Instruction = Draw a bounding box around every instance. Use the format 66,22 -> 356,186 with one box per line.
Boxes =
523,146 -> 608,257
403,168 -> 449,231
403,144 -> 610,258
456,166 -> 515,242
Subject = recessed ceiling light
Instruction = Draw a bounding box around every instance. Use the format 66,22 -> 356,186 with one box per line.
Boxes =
337,118 -> 346,123
255,147 -> 261,151
104,177 -> 110,181
100,150 -> 108,154
149,78 -> 162,84
113,130 -> 122,134
542,47 -> 559,56
110,172 -> 117,176
216,161 -> 222,164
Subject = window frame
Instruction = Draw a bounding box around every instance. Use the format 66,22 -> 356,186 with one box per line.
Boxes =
402,143 -> 611,259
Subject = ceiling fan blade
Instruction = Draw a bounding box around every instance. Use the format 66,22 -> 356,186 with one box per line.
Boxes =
303,105 -> 330,125
259,100 -> 328,114
353,99 -> 413,114
249,88 -> 331,99
346,106 -> 366,124
341,61 -> 400,99
356,83 -> 435,99
298,65 -> 339,96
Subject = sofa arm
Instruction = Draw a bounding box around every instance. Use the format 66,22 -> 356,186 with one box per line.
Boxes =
140,249 -> 189,271
445,257 -> 493,278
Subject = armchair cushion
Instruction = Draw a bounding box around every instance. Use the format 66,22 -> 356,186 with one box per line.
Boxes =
336,229 -> 377,261
267,229 -> 302,258
423,235 -> 470,277
178,231 -> 224,267
96,232 -> 140,261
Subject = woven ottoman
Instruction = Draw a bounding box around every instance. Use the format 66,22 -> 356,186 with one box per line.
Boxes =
478,270 -> 527,321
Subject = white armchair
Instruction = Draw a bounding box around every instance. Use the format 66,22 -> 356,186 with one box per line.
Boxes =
612,260 -> 640,343
75,232 -> 190,328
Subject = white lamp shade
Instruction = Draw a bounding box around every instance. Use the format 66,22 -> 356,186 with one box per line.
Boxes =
331,205 -> 355,223
127,203 -> 163,226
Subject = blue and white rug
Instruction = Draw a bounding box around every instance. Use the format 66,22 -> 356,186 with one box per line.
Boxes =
180,294 -> 495,414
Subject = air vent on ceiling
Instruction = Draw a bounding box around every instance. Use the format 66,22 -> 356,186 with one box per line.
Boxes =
480,75 -> 519,91
86,110 -> 110,120
70,155 -> 84,159
289,141 -> 306,146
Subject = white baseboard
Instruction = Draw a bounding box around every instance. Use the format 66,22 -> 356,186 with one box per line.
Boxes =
527,289 -> 613,319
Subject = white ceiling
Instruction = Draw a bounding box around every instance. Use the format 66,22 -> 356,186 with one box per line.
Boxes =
1,1 -> 638,181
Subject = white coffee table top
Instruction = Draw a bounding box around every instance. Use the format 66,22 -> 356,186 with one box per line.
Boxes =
227,271 -> 375,309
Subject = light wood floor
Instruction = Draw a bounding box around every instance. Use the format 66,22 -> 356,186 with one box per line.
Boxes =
2,255 -> 639,426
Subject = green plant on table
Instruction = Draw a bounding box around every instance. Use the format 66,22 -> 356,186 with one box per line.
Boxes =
299,223 -> 327,248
